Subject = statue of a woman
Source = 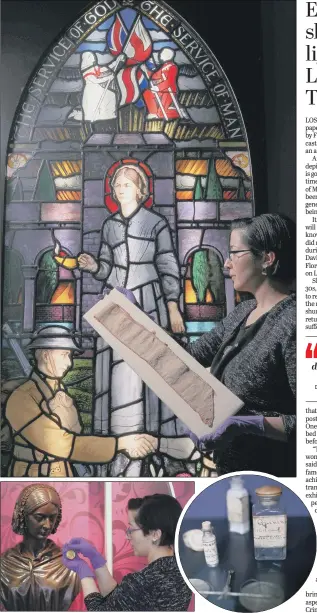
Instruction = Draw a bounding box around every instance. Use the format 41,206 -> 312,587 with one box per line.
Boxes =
0,484 -> 80,611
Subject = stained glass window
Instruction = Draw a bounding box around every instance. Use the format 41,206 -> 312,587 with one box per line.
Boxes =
1,0 -> 254,478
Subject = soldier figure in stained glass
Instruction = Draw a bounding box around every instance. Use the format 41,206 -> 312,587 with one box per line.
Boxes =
143,48 -> 187,120
79,164 -> 194,476
5,326 -> 156,477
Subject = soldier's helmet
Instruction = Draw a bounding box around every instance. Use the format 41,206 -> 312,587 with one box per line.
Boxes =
27,326 -> 82,353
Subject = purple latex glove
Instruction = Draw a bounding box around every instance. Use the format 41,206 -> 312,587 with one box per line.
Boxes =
187,416 -> 265,450
104,286 -> 156,321
103,286 -> 137,304
66,537 -> 106,570
62,544 -> 95,579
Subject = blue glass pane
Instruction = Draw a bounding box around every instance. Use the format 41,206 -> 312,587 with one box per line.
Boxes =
98,16 -> 115,30
37,322 -> 73,330
121,8 -> 137,29
153,41 -> 177,50
142,17 -> 160,30
77,43 -> 106,52
186,321 -> 216,334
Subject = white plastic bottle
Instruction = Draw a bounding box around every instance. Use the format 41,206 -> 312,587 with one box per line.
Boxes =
226,476 -> 250,534
202,521 -> 219,567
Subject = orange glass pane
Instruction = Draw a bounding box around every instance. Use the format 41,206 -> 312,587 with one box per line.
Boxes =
205,288 -> 213,303
185,279 -> 197,304
176,191 -> 193,200
215,159 -> 239,177
223,190 -> 237,200
176,160 -> 208,175
51,282 -> 75,304
56,190 -> 81,201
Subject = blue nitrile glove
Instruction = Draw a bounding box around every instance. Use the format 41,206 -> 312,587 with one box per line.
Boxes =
186,416 -> 265,451
62,544 -> 95,579
66,537 -> 106,570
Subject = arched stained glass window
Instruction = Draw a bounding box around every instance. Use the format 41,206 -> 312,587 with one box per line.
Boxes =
1,0 -> 254,478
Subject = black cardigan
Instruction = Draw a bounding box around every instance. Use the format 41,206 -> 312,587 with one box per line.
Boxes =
84,557 -> 192,611
186,294 -> 296,476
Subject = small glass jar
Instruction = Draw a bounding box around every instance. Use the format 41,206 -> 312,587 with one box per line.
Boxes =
202,521 -> 219,567
252,485 -> 287,560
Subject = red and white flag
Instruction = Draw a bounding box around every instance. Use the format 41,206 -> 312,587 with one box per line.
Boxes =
124,17 -> 153,66
107,15 -> 153,107
117,65 -> 140,105
106,14 -> 127,56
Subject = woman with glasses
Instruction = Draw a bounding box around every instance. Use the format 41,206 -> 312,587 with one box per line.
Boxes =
184,213 -> 296,476
61,494 -> 192,611
79,212 -> 295,477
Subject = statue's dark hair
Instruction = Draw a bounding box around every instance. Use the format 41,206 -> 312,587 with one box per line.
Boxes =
12,484 -> 62,536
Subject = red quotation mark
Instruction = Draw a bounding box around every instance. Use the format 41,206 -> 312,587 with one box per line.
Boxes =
306,343 -> 317,358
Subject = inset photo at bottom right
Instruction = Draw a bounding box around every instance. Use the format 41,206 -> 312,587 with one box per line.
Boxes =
176,474 -> 316,612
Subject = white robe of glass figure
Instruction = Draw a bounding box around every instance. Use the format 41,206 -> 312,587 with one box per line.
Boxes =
80,51 -> 124,122
79,164 -> 191,477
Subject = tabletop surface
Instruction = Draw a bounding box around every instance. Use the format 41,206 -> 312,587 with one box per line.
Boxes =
178,517 -> 316,612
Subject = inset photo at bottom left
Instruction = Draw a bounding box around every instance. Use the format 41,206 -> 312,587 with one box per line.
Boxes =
0,480 -> 195,612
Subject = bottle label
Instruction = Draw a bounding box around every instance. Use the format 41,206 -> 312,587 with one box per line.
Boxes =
227,495 -> 249,523
253,514 -> 287,548
203,542 -> 219,566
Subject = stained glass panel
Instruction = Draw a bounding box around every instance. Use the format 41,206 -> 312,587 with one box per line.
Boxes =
1,0 -> 254,478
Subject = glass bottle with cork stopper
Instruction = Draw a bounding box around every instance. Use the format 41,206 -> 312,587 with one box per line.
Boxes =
252,485 -> 287,560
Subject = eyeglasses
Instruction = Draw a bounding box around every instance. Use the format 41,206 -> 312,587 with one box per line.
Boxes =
228,249 -> 252,261
126,527 -> 142,538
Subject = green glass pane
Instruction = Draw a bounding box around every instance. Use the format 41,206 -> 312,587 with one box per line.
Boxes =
34,161 -> 56,201
205,158 -> 222,200
208,251 -> 225,302
194,176 -> 204,201
192,250 -> 210,302
36,251 -> 58,303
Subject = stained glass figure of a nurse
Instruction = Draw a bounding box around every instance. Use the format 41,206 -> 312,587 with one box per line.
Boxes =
78,164 -> 193,477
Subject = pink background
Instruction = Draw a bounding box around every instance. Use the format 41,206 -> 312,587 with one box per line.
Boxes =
1,481 -> 195,612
